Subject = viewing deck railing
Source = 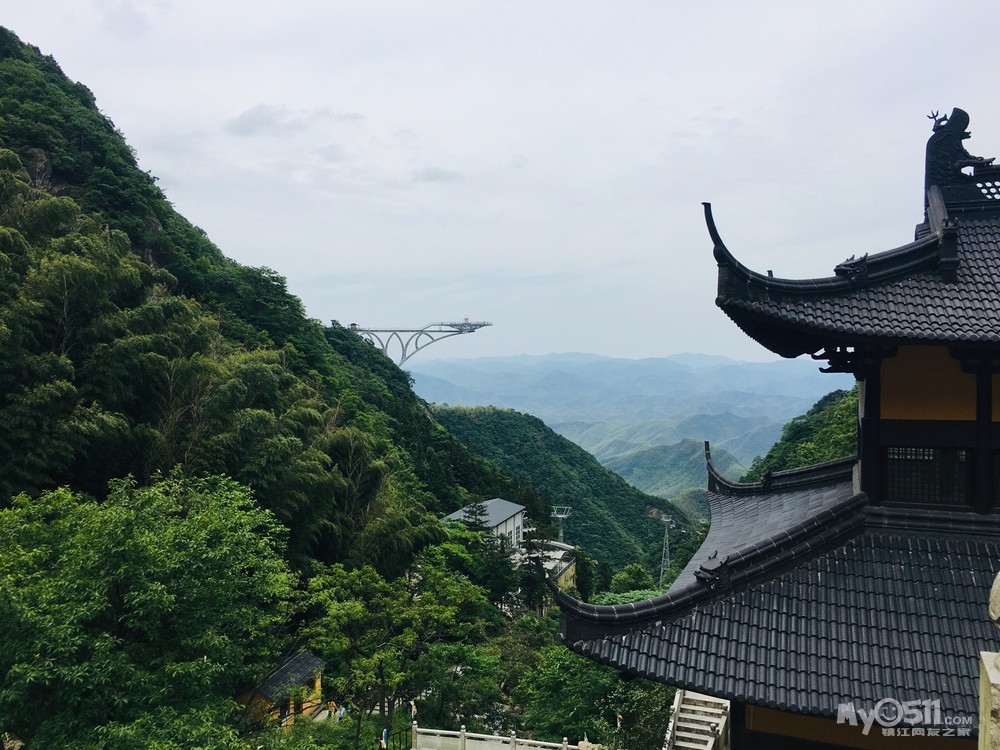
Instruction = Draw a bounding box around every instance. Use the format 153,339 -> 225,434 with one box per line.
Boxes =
406,722 -> 578,750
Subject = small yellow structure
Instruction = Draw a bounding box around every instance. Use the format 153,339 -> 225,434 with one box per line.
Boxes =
238,651 -> 326,727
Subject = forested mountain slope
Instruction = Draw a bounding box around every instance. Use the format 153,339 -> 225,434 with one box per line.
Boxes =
433,405 -> 701,570
603,438 -> 744,521
741,387 -> 858,481
0,25 -> 548,571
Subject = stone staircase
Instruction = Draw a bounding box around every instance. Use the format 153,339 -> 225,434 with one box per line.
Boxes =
663,690 -> 730,750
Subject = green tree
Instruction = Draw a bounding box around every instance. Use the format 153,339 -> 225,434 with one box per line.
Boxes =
485,613 -> 558,723
573,546 -> 596,601
518,555 -> 548,615
515,646 -> 617,743
610,563 -> 655,594
462,498 -> 490,532
741,387 -> 858,482
595,560 -> 614,595
410,643 -> 505,732
0,473 -> 295,747
515,645 -> 672,748
304,546 -> 492,748
434,523 -> 521,609
87,703 -> 249,750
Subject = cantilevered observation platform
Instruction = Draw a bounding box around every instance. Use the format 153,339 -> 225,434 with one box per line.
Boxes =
347,319 -> 491,365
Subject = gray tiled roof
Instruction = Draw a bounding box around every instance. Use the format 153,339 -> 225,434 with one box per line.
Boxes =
554,458 -> 1000,725
256,651 -> 325,703
668,456 -> 857,595
444,497 -> 525,529
710,206 -> 1000,356
573,522 -> 1000,722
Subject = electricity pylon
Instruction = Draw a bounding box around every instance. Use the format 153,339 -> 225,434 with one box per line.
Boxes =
551,506 -> 572,544
659,516 -> 674,589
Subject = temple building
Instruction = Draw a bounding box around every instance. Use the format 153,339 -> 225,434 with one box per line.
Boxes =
552,109 -> 1000,749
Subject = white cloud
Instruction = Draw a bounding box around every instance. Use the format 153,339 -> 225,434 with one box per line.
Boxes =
224,104 -> 363,137
96,0 -> 160,38
413,166 -> 463,184
225,105 -> 307,136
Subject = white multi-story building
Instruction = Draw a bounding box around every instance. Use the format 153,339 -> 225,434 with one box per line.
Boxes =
444,497 -> 526,550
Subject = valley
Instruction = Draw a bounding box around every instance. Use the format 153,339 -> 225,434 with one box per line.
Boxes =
409,353 -> 853,513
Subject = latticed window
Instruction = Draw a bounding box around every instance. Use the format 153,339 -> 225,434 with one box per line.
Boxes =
884,447 -> 969,506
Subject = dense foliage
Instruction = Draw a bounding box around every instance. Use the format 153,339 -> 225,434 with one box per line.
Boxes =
0,26 -> 676,748
432,405 -> 694,570
741,387 -> 858,482
515,644 -> 673,749
0,474 -> 293,747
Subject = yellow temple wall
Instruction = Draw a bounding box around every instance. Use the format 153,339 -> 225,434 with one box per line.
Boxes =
880,346 -> 976,421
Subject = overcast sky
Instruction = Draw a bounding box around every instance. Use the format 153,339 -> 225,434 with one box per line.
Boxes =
6,2 -> 1000,362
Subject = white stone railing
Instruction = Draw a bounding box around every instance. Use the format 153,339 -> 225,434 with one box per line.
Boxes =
411,722 -> 579,750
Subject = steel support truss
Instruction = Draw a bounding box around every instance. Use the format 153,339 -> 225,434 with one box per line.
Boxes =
348,319 -> 492,365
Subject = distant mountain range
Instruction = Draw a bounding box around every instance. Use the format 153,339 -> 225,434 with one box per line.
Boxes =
408,353 -> 854,467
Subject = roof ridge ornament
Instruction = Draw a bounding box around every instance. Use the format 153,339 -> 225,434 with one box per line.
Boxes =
925,107 -> 999,210
834,253 -> 869,283
694,550 -> 729,589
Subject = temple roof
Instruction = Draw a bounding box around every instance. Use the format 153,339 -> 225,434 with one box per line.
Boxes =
255,651 -> 325,703
553,450 -> 1000,723
713,210 -> 1000,358
713,107 -> 1000,359
667,453 -> 859,595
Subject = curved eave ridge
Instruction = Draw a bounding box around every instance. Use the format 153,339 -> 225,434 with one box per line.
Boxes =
555,471 -> 865,634
704,202 -> 942,296
714,213 -> 1000,349
705,440 -> 855,495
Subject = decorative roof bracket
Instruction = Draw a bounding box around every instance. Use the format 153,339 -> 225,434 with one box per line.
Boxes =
833,253 -> 869,283
812,344 -> 897,376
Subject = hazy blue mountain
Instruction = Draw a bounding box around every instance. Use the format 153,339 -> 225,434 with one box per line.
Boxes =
555,414 -> 780,464
408,353 -> 853,465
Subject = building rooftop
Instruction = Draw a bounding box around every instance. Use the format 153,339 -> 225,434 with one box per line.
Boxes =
444,497 -> 525,529
255,651 -> 326,704
553,451 -> 1000,724
712,210 -> 1000,357
711,107 -> 1000,360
